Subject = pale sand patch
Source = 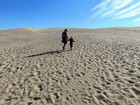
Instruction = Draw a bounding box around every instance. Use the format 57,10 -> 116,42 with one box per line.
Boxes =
0,28 -> 140,105
25,28 -> 40,32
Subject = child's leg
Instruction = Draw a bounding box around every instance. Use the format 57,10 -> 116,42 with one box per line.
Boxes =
70,43 -> 73,50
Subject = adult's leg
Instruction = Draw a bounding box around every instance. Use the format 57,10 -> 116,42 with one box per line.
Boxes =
63,43 -> 66,50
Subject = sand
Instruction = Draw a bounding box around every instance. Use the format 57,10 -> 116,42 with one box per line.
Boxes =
0,28 -> 140,105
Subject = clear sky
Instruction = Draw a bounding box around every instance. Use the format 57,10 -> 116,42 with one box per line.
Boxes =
0,0 -> 140,30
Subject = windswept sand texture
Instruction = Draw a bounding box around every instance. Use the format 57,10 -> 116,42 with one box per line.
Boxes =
0,28 -> 140,105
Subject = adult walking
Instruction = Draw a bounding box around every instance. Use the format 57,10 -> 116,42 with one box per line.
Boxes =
62,29 -> 68,50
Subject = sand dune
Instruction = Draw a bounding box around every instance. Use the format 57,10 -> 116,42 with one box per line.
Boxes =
0,28 -> 140,105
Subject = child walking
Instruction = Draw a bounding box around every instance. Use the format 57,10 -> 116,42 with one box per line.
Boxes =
68,37 -> 75,50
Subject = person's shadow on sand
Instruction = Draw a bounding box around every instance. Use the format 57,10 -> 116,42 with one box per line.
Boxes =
25,50 -> 70,58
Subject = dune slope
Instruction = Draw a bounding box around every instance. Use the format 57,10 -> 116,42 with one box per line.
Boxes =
0,28 -> 140,105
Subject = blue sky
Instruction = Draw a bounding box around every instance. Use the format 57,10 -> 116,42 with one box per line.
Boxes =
0,0 -> 140,30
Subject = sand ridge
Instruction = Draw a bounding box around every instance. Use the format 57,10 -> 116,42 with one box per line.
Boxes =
0,28 -> 140,105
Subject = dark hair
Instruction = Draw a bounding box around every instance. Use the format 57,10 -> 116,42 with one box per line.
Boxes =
64,29 -> 68,31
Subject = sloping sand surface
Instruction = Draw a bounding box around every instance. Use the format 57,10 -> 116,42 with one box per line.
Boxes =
0,28 -> 140,105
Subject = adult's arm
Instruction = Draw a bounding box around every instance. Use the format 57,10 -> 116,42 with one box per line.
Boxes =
66,32 -> 68,40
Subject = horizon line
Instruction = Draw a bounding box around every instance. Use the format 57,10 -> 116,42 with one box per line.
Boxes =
0,26 -> 140,31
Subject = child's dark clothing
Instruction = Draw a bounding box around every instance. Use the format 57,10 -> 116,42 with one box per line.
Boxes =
68,37 -> 75,50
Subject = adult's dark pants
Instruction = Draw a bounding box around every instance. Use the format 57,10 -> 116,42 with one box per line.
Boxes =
62,38 -> 67,50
